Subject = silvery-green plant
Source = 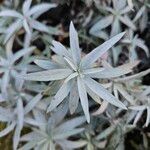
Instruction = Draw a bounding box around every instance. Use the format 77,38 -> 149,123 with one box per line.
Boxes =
133,0 -> 150,32
0,76 -> 44,150
121,29 -> 149,61
19,102 -> 86,150
129,87 -> 150,127
90,0 -> 136,39
20,22 -> 141,123
0,0 -> 57,43
0,37 -> 35,98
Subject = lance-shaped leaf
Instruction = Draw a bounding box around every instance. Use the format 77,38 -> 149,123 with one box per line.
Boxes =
11,47 -> 35,63
51,40 -> 71,58
17,99 -> 24,130
47,81 -> 71,112
53,128 -> 84,140
69,80 -> 79,114
54,116 -> 86,132
34,59 -> 60,69
22,0 -> 32,14
69,21 -> 81,65
4,19 -> 22,43
77,77 -> 90,123
145,108 -> 150,127
81,32 -> 125,68
21,69 -> 72,81
84,77 -> 127,109
88,61 -> 139,78
29,3 -> 57,18
0,122 -> 16,137
90,15 -> 113,34
31,20 -> 50,33
24,93 -> 43,114
58,140 -> 87,149
0,10 -> 22,18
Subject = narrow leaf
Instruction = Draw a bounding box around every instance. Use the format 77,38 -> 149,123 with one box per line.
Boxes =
85,77 -> 127,109
81,32 -> 125,68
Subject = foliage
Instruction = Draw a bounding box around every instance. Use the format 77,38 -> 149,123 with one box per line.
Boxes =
0,0 -> 149,150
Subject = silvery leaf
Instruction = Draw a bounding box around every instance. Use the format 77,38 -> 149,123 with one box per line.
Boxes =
0,122 -> 16,137
31,20 -> 50,33
85,77 -> 127,109
69,21 -> 81,65
34,59 -> 60,69
24,93 -> 43,114
0,10 -> 22,18
22,0 -> 32,15
90,15 -> 113,35
29,3 -> 57,18
47,81 -> 71,112
81,32 -> 125,68
69,80 -> 79,114
21,69 -> 72,81
77,77 -> 90,123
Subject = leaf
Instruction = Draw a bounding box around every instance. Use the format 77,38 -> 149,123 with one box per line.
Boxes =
96,125 -> 115,140
69,80 -> 79,114
31,20 -> 50,33
0,122 -> 16,137
110,18 -> 121,36
1,70 -> 10,96
21,69 -> 72,81
53,128 -> 84,140
34,59 -> 60,69
29,3 -> 57,18
23,19 -> 31,35
18,141 -> 38,150
51,40 -> 71,58
119,15 -> 136,30
11,47 -> 35,63
145,108 -> 150,127
81,32 -> 125,68
120,6 -> 131,15
4,19 -> 22,43
22,0 -> 32,14
17,99 -> 24,130
88,61 -> 139,78
133,110 -> 143,125
69,21 -> 81,65
24,93 -> 43,114
84,77 -> 127,109
135,39 -> 149,57
77,77 -> 90,123
133,6 -> 145,22
13,126 -> 21,150
90,15 -> 113,34
127,0 -> 134,10
55,116 -> 86,132
49,101 -> 68,127
20,132 -> 42,142
86,86 -> 101,104
47,81 -> 71,112
92,101 -> 108,116
0,10 -> 22,18
129,105 -> 146,111
58,140 -> 87,149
